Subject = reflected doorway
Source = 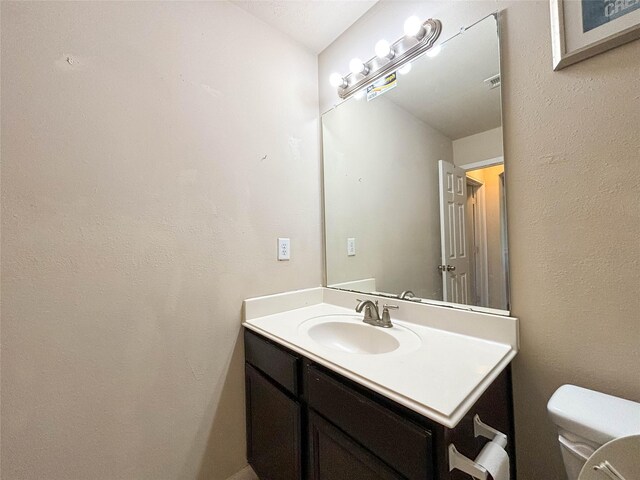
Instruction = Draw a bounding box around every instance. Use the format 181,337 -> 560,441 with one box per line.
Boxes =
438,159 -> 509,310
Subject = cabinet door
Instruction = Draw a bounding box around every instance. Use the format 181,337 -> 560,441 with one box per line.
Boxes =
309,411 -> 403,480
246,364 -> 302,480
307,366 -> 434,479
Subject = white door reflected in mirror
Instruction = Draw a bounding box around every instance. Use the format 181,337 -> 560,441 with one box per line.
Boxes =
438,160 -> 470,306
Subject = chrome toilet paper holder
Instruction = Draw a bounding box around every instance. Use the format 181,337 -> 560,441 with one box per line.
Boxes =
448,415 -> 508,480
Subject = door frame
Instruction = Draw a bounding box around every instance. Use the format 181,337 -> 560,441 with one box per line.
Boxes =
457,156 -> 504,172
465,176 -> 489,307
499,171 -> 510,310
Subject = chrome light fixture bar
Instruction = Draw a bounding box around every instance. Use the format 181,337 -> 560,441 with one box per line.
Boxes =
331,17 -> 442,100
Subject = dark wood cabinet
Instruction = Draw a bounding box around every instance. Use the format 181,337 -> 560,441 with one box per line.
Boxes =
245,363 -> 303,480
244,328 -> 515,480
308,411 -> 402,480
245,328 -> 300,395
307,366 -> 433,479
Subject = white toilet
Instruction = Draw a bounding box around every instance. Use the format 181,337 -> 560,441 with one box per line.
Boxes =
547,384 -> 640,480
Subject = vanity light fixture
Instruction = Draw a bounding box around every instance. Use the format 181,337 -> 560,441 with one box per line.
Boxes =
330,16 -> 441,100
349,58 -> 369,76
375,39 -> 394,60
329,72 -> 347,88
426,44 -> 442,58
403,16 -> 427,39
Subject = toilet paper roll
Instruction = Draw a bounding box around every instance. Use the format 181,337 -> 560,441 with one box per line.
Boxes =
476,440 -> 510,480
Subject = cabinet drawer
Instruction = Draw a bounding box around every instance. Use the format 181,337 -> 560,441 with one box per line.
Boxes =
244,329 -> 300,395
307,366 -> 434,480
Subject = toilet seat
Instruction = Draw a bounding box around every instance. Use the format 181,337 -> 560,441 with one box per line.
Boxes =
578,434 -> 640,480
547,385 -> 640,480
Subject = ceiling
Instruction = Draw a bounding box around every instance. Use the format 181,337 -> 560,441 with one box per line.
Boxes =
231,0 -> 378,53
232,2 -> 500,140
383,15 -> 501,140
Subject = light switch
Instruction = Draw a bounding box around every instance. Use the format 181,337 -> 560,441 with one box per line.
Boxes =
347,237 -> 356,256
278,238 -> 290,261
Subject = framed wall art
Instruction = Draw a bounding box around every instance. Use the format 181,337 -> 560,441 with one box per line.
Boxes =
550,0 -> 640,70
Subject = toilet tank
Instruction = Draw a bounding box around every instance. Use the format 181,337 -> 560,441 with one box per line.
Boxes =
547,385 -> 640,480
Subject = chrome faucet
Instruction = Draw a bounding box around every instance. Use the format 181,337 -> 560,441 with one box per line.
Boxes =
398,290 -> 415,300
356,299 -> 379,323
356,299 -> 398,328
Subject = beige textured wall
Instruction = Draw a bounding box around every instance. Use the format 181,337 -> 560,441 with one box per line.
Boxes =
319,1 -> 640,479
1,2 -> 321,479
500,2 -> 639,478
323,95 -> 452,299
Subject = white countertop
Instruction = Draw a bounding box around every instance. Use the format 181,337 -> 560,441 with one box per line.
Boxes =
243,287 -> 518,429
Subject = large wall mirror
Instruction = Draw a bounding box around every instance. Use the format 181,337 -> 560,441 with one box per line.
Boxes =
323,14 -> 510,314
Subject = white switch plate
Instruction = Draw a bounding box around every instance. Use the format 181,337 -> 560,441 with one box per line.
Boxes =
278,238 -> 290,261
347,237 -> 356,256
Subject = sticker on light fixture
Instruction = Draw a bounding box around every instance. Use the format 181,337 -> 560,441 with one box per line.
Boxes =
366,72 -> 397,102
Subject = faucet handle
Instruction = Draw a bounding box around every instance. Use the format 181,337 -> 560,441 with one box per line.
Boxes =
380,304 -> 399,327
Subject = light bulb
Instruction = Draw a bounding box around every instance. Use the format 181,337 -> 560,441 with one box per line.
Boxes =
329,72 -> 346,88
349,58 -> 369,76
375,39 -> 394,59
426,44 -> 442,58
398,62 -> 412,75
404,16 -> 425,38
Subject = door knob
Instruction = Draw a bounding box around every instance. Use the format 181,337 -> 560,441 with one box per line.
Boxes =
446,265 -> 456,272
437,265 -> 446,272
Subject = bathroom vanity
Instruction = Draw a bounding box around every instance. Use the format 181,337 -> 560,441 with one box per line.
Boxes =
244,11 -> 517,479
242,287 -> 518,480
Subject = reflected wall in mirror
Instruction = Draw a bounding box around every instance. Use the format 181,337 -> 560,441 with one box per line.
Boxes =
323,14 -> 510,313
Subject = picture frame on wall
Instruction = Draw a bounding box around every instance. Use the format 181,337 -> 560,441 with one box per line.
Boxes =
550,0 -> 640,70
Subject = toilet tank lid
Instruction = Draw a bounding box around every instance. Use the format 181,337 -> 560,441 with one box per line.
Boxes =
547,385 -> 640,445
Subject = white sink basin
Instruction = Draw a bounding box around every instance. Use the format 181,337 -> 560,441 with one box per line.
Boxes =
298,314 -> 422,355
308,321 -> 400,354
